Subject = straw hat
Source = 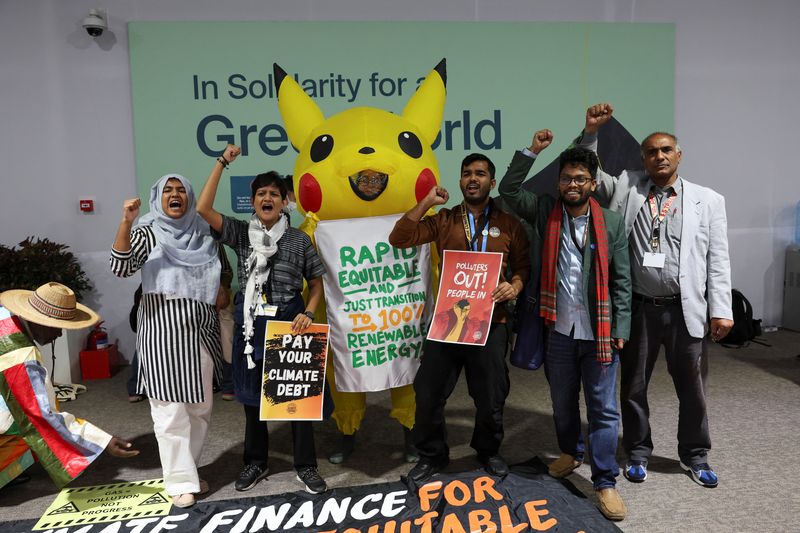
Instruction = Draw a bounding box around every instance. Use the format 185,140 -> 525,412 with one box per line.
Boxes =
0,282 -> 99,330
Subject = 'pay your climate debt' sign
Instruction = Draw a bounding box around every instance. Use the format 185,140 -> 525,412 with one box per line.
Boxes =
428,250 -> 503,346
314,215 -> 432,392
259,321 -> 329,421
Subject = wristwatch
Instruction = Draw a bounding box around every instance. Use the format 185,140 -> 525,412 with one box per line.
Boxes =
303,311 -> 315,320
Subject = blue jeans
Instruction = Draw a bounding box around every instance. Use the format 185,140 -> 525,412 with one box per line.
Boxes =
545,329 -> 620,489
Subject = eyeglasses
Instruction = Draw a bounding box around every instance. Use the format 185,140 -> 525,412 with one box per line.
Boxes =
558,176 -> 591,186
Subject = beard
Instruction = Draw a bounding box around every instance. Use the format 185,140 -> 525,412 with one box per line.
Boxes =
463,190 -> 491,205
560,189 -> 592,208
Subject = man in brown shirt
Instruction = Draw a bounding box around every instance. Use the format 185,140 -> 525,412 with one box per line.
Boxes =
390,153 -> 530,483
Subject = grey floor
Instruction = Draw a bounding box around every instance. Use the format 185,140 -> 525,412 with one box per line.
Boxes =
2,330 -> 799,532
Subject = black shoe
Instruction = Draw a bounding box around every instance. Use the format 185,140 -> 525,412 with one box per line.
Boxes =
235,463 -> 268,492
296,467 -> 328,494
406,458 -> 447,483
328,433 -> 356,464
479,454 -> 509,476
403,427 -> 419,463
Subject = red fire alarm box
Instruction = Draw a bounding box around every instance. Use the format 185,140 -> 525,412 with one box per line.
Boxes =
80,344 -> 119,380
79,199 -> 94,212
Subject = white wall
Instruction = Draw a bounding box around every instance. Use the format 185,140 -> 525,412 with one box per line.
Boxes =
2,0 -> 798,363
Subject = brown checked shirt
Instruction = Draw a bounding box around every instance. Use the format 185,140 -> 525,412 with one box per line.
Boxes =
389,198 -> 530,323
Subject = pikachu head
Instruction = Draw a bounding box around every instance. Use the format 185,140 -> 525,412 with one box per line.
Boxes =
273,60 -> 446,220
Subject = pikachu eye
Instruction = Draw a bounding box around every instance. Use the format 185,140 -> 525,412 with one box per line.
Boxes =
310,134 -> 334,162
398,131 -> 422,159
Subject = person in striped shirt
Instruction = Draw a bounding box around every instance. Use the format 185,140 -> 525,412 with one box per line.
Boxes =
197,145 -> 328,495
111,174 -> 225,508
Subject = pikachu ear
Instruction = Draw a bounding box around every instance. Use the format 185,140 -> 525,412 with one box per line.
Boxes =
274,63 -> 325,149
402,58 -> 447,146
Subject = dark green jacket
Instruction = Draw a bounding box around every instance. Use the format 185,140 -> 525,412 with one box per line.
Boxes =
498,151 -> 631,340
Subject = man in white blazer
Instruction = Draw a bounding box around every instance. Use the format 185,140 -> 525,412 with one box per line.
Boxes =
575,103 -> 733,488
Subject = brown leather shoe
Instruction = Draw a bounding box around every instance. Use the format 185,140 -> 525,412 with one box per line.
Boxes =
548,453 -> 582,478
596,488 -> 627,521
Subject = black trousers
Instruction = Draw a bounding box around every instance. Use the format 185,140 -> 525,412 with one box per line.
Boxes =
413,322 -> 510,461
620,299 -> 711,466
242,404 -> 317,469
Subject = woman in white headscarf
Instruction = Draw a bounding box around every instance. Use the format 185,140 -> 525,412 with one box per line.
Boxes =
110,174 -> 223,508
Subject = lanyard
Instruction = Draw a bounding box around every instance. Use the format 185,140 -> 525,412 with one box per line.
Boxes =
462,204 -> 490,252
567,215 -> 588,255
647,189 -> 676,251
647,189 -> 676,224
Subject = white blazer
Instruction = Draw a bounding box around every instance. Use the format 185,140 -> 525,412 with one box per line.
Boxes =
593,167 -> 733,339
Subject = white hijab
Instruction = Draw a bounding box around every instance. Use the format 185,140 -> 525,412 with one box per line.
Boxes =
137,174 -> 220,305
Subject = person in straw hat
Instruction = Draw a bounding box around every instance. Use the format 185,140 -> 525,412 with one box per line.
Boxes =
0,282 -> 139,489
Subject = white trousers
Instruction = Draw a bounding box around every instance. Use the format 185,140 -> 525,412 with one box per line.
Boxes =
148,344 -> 214,496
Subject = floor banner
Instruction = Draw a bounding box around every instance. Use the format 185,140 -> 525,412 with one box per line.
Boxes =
31,478 -> 170,531
7,460 -> 620,532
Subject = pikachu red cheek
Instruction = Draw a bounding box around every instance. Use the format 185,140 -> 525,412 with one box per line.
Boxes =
415,168 -> 437,203
299,173 -> 322,213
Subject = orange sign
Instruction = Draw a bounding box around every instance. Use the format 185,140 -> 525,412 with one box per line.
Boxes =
427,250 -> 503,346
259,321 -> 329,420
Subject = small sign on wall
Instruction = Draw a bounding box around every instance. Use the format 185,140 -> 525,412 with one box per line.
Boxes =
230,175 -> 255,213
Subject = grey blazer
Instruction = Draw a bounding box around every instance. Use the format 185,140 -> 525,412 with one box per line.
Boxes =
580,138 -> 733,339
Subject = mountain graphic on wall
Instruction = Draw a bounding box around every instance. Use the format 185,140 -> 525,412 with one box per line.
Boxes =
521,117 -> 644,198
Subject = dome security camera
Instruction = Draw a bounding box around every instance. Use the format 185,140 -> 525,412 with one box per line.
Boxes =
82,9 -> 107,38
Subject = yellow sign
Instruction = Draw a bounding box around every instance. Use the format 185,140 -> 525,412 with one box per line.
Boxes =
33,478 -> 171,531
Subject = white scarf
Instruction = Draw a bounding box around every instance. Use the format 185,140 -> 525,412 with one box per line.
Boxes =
243,213 -> 288,369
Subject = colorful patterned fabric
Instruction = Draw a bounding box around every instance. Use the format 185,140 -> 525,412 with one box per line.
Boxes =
540,198 -> 613,363
0,434 -> 34,489
0,306 -> 111,487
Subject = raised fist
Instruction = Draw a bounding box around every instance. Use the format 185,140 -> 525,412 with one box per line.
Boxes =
122,198 -> 141,223
426,185 -> 449,206
223,144 -> 241,164
530,129 -> 554,154
585,103 -> 614,133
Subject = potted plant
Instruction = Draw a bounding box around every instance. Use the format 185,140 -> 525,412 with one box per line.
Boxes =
0,237 -> 93,396
0,237 -> 92,297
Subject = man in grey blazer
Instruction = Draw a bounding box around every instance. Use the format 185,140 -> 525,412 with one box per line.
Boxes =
576,103 -> 733,488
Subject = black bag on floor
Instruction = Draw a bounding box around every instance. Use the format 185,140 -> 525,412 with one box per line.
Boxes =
719,288 -> 762,346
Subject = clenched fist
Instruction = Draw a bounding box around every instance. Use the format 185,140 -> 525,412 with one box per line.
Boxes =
529,129 -> 553,155
121,198 -> 141,224
584,103 -> 614,134
222,144 -> 241,164
425,185 -> 450,207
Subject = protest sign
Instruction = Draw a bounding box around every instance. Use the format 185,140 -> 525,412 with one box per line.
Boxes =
428,250 -> 503,346
260,321 -> 329,421
32,479 -> 170,531
314,215 -> 432,392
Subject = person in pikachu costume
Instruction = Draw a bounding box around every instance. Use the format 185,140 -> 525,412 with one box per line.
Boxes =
273,59 -> 447,464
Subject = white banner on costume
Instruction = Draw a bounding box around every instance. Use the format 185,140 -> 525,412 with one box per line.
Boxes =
314,215 -> 432,392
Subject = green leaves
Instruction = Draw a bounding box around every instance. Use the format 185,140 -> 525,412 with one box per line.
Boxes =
0,237 -> 92,299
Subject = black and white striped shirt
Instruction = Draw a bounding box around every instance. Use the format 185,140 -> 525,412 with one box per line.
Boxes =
110,226 -> 222,403
215,215 -> 326,311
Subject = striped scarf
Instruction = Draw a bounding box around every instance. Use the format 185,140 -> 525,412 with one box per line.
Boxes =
0,306 -> 109,487
539,198 -> 612,362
